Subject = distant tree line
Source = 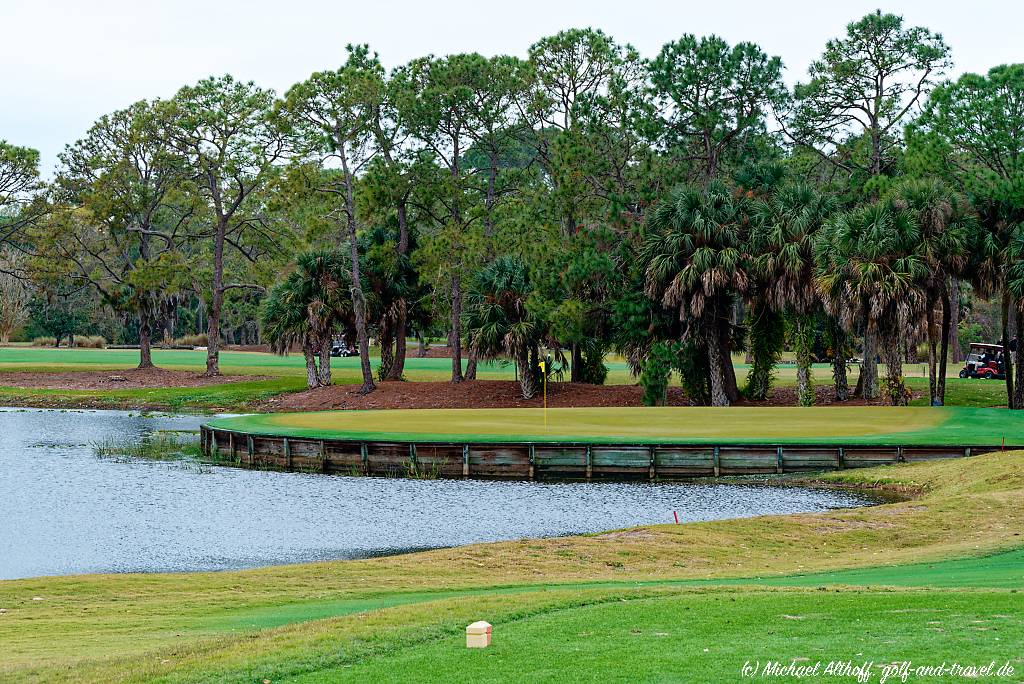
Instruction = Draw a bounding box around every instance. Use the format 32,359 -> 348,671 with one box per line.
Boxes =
2,10 -> 1024,408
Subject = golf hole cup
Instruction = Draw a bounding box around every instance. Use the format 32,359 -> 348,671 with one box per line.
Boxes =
466,621 -> 492,648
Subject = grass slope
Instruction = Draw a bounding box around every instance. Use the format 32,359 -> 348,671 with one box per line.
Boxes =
1,452 -> 1022,682
207,405 -> 1024,446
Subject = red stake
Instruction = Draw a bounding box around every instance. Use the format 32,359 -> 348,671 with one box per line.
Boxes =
673,510 -> 679,524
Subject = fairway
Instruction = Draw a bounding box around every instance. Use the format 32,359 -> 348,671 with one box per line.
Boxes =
206,405 -> 1024,446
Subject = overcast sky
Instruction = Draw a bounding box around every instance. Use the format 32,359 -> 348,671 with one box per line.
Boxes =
4,0 -> 1023,173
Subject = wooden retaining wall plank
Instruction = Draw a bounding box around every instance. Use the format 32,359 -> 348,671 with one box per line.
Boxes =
718,447 -> 777,475
469,445 -> 531,478
842,447 -> 900,468
199,427 -> 993,481
782,447 -> 841,472
654,446 -> 715,477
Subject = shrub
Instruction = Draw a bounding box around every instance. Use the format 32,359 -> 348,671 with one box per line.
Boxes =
640,342 -> 677,406
73,335 -> 107,349
31,336 -> 57,346
173,334 -> 208,347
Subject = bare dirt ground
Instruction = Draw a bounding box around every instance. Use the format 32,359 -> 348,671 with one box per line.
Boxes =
263,381 -> 886,412
0,368 -> 268,390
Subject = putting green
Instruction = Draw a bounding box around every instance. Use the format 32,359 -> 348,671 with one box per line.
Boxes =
206,406 -> 1024,445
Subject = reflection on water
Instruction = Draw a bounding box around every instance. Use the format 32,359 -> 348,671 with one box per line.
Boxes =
0,408 -> 873,580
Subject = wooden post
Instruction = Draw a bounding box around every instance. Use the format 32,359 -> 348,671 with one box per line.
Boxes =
776,446 -> 783,474
409,443 -> 418,477
283,437 -> 291,470
585,445 -> 592,480
897,446 -> 904,463
360,442 -> 369,474
528,444 -> 535,481
228,432 -> 235,460
319,440 -> 327,474
462,444 -> 470,478
713,446 -> 720,477
246,435 -> 254,466
837,447 -> 845,470
649,445 -> 656,481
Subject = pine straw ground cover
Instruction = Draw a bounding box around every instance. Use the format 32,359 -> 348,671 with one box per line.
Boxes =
1,452 -> 1022,682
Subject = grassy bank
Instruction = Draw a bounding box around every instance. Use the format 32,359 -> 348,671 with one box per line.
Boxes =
1,451 -> 1022,682
207,405 -> 1024,445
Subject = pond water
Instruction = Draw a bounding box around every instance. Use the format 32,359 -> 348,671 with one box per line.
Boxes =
0,408 -> 875,580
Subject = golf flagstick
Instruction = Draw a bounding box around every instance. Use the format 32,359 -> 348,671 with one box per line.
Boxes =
539,360 -> 547,430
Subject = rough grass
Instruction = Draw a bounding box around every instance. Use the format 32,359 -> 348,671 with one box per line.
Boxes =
92,431 -> 203,461
1,451 -> 1022,682
207,405 -> 1024,446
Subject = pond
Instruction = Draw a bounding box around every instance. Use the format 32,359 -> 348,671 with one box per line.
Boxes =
0,408 -> 876,580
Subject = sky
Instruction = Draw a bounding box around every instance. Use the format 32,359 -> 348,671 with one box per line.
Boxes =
4,0 -> 1023,174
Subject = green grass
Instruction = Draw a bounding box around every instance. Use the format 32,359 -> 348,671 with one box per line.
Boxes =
2,452 -> 1023,682
315,590 -> 1023,684
0,346 -> 518,380
206,405 -> 1024,446
0,377 -> 308,412
0,346 -> 1011,411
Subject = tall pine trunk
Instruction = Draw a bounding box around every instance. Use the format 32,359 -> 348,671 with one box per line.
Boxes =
378,316 -> 394,381
450,275 -> 464,383
387,200 -> 411,381
1014,305 -> 1024,411
937,287 -> 952,405
138,306 -> 154,370
1002,291 -> 1016,409
340,153 -> 375,395
348,241 -> 375,394
388,301 -> 408,381
948,279 -> 962,363
204,221 -> 225,376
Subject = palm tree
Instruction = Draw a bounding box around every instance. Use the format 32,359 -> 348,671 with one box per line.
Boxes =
642,181 -> 749,406
261,250 -> 354,389
1007,228 -> 1024,408
751,183 -> 835,405
966,199 -> 1023,409
815,203 -> 926,405
888,179 -> 973,406
463,255 -> 542,399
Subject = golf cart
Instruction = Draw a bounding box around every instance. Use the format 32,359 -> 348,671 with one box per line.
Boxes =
330,339 -> 358,358
959,343 -> 1005,379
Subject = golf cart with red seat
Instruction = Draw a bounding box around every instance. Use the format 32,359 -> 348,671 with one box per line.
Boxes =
959,342 -> 1005,379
